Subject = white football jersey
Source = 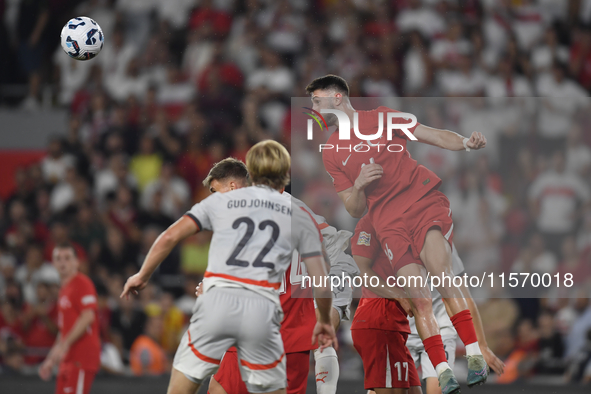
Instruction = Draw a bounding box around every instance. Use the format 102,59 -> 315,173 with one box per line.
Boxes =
285,193 -> 357,273
186,185 -> 323,304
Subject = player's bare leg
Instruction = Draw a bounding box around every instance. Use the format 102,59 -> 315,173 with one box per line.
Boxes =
396,262 -> 459,394
167,367 -> 201,394
419,228 -> 488,387
208,377 -> 228,394
425,377 -> 441,394
396,263 -> 439,339
314,307 -> 341,394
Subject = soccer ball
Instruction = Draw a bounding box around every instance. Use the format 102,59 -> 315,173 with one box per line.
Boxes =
60,17 -> 104,61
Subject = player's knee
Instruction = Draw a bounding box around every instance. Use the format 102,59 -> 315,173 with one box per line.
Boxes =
410,297 -> 433,317
167,369 -> 202,394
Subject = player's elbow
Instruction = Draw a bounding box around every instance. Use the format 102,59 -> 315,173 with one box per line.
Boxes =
346,206 -> 364,218
159,229 -> 179,247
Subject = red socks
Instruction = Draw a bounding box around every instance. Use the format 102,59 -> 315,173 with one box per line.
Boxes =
423,335 -> 447,367
450,309 -> 478,345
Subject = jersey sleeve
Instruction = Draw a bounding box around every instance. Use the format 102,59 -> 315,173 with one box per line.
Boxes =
322,146 -> 353,192
351,216 -> 380,260
73,277 -> 98,312
184,195 -> 215,231
292,207 -> 323,258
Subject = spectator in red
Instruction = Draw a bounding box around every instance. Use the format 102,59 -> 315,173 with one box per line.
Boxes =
0,281 -> 25,347
21,281 -> 58,365
188,0 -> 232,37
39,243 -> 101,394
570,25 -> 591,92
197,41 -> 243,93
105,186 -> 141,243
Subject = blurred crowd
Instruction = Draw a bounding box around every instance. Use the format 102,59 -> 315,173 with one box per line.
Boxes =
1,0 -> 591,384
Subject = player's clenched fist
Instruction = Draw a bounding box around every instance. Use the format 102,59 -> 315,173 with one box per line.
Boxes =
466,131 -> 487,150
354,163 -> 383,190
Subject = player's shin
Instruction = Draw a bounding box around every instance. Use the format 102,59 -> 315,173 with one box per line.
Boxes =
314,347 -> 339,394
447,309 -> 480,356
422,335 -> 450,378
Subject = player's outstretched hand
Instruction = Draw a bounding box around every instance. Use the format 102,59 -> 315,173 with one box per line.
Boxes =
482,346 -> 505,375
312,321 -> 338,352
120,273 -> 149,299
195,282 -> 204,297
467,131 -> 487,150
354,163 -> 383,190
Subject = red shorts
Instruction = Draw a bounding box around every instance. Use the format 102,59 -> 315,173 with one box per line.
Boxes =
375,189 -> 453,269
352,329 -> 420,390
56,362 -> 97,394
392,246 -> 424,273
211,351 -> 310,394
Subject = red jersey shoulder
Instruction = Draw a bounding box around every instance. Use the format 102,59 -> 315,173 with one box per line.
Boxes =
70,273 -> 98,308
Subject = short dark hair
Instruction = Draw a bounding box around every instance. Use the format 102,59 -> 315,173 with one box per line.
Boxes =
202,158 -> 249,188
305,74 -> 350,96
53,242 -> 77,258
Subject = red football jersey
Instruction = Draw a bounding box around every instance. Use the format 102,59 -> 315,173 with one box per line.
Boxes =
322,106 -> 441,219
57,273 -> 101,371
350,215 -> 409,333
279,261 -> 316,353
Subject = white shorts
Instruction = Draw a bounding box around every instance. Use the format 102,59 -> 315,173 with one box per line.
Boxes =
173,287 -> 286,393
407,335 -> 457,380
314,252 -> 357,321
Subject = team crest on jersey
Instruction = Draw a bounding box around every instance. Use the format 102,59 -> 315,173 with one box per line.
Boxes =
59,296 -> 71,309
357,231 -> 371,246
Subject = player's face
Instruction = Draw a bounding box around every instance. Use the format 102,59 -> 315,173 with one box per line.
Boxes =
52,248 -> 79,280
311,89 -> 341,126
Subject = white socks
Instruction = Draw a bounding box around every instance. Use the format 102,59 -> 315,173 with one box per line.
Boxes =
435,361 -> 452,377
465,342 -> 482,356
314,347 -> 339,394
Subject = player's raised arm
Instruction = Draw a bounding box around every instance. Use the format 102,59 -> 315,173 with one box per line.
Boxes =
121,215 -> 199,298
414,124 -> 487,151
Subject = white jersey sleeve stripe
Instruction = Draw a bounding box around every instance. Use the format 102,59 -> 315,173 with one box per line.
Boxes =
184,212 -> 202,230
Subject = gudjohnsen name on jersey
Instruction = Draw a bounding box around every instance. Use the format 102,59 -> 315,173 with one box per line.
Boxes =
227,199 -> 292,215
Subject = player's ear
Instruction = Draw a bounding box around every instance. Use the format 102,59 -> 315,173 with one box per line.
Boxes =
334,93 -> 343,107
230,181 -> 237,190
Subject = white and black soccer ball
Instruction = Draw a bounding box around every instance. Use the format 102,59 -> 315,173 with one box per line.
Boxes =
60,17 -> 104,61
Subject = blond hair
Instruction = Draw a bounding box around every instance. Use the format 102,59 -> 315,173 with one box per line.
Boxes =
246,140 -> 290,190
